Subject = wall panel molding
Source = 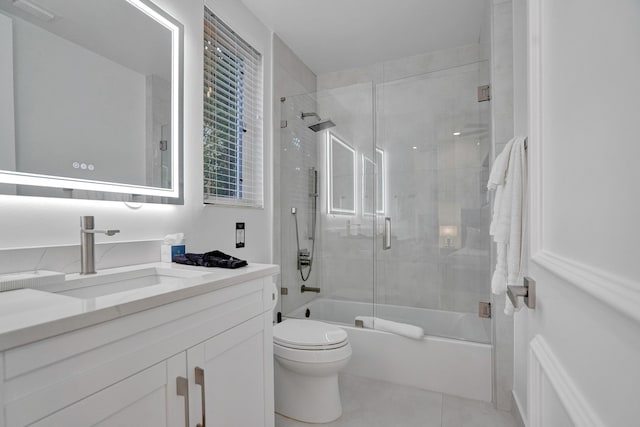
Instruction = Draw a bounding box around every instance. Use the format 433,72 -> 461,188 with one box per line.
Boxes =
528,335 -> 604,427
532,250 -> 640,324
527,0 -> 640,325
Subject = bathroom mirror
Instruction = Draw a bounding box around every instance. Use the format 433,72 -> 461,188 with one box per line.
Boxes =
0,0 -> 183,203
375,148 -> 385,214
328,132 -> 355,214
362,154 -> 375,216
362,148 -> 385,216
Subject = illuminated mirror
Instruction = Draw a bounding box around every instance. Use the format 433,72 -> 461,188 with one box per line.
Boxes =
0,0 -> 183,203
328,132 -> 355,214
362,148 -> 385,216
362,154 -> 375,216
375,148 -> 385,214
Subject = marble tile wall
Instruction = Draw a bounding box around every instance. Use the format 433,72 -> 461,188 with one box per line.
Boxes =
0,240 -> 162,275
318,43 -> 489,91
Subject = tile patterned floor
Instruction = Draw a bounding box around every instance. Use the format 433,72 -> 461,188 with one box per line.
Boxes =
275,374 -> 518,427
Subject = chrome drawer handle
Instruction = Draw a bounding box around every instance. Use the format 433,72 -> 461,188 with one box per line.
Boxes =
176,376 -> 190,427
195,367 -> 206,427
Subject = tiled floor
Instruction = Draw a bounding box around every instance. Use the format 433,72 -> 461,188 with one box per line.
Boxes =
275,374 -> 518,427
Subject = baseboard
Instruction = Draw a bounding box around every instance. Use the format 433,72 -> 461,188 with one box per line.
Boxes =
512,391 -> 527,427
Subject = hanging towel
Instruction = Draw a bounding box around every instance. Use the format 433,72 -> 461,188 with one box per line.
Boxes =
355,316 -> 424,340
488,136 -> 527,315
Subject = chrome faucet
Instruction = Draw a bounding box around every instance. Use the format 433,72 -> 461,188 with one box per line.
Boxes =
80,216 -> 120,275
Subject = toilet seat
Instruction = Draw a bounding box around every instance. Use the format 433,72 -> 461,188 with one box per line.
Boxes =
274,340 -> 352,364
274,319 -> 348,351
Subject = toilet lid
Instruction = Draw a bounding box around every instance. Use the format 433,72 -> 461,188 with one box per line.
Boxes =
274,319 -> 348,349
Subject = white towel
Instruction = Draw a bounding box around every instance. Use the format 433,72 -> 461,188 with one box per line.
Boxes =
355,316 -> 424,340
488,137 -> 527,315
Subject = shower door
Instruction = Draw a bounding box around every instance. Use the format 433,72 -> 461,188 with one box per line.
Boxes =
278,84 -> 376,322
277,65 -> 491,344
375,62 -> 492,343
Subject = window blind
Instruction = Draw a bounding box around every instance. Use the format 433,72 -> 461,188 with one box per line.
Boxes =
203,8 -> 263,207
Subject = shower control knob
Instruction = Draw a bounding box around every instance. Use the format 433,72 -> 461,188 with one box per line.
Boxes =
298,249 -> 311,270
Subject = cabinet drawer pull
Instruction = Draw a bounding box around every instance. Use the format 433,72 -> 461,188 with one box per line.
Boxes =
176,376 -> 190,427
195,367 -> 206,427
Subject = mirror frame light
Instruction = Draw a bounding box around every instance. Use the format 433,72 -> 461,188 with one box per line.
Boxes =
362,154 -> 375,216
375,147 -> 385,215
362,147 -> 385,216
327,132 -> 356,215
0,0 -> 184,200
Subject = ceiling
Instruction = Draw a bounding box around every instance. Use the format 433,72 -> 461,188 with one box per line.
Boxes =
240,0 -> 488,75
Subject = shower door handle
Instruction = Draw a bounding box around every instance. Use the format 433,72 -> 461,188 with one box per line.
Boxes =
383,217 -> 391,250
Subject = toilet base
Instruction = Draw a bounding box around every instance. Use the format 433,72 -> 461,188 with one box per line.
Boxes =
274,358 -> 343,423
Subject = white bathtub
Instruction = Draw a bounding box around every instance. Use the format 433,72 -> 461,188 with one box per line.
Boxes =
287,298 -> 492,402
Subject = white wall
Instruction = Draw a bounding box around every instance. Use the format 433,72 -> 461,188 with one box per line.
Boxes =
0,0 -> 274,272
513,0 -> 640,425
12,17 -> 146,185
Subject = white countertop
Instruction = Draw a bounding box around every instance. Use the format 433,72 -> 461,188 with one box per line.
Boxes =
0,262 -> 279,352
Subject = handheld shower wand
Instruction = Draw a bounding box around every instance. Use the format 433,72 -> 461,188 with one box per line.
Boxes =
292,168 -> 319,282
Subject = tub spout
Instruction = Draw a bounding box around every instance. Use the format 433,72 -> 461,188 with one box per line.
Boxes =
301,285 -> 320,293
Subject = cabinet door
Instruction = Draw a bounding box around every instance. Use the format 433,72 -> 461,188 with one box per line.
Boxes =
28,353 -> 187,427
187,316 -> 267,427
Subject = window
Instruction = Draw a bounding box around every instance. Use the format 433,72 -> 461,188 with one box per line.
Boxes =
203,8 -> 263,207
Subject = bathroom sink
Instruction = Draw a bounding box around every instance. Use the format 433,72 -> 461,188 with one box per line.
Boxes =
47,265 -> 209,299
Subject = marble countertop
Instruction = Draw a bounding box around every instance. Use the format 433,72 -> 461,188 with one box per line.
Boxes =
0,262 -> 279,352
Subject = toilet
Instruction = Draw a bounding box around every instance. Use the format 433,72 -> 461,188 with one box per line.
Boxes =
273,319 -> 352,423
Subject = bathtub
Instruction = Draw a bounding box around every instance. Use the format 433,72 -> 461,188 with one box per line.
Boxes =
287,298 -> 492,402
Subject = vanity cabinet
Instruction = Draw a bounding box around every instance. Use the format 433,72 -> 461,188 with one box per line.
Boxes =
0,275 -> 276,427
24,353 -> 186,427
187,315 -> 270,427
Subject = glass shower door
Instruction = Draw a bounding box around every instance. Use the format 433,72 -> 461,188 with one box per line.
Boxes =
278,84 -> 376,324
375,62 -> 492,343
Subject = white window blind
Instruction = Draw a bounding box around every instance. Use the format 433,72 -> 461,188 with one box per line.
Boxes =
203,8 -> 263,207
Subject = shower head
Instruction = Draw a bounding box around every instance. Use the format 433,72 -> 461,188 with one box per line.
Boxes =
300,111 -> 336,132
308,119 -> 336,132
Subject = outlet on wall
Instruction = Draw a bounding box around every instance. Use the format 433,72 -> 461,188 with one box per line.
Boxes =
236,222 -> 245,248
